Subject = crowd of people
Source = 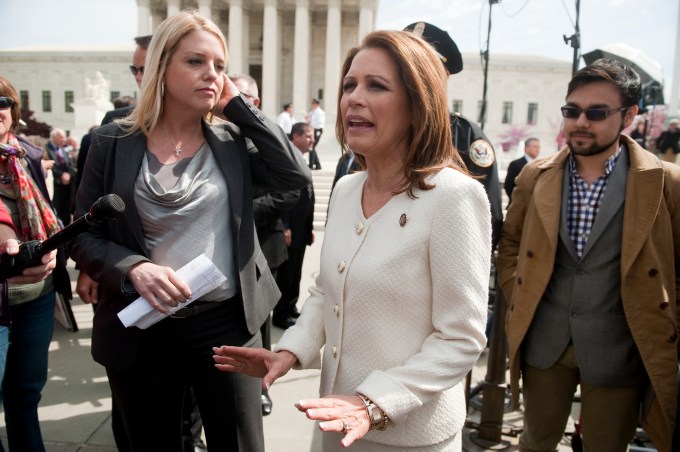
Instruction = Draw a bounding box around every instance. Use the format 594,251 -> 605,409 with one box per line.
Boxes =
0,7 -> 678,452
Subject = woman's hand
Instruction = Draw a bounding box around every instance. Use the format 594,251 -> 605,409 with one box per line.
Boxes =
127,262 -> 192,315
296,394 -> 371,448
4,242 -> 56,284
213,346 -> 297,390
216,74 -> 242,117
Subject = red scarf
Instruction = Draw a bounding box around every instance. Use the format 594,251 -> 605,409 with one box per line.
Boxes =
0,134 -> 60,241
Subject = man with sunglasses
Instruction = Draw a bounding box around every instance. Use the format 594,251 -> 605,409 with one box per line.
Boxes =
498,59 -> 679,452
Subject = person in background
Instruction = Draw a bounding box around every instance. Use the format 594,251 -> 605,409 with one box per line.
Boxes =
0,75 -> 72,452
498,59 -> 679,452
70,10 -> 310,451
504,137 -> 541,205
404,22 -> 502,251
276,102 -> 294,136
629,119 -> 647,149
657,118 -> 680,164
306,98 -> 325,170
45,128 -> 76,226
214,30 -> 490,451
228,72 -> 300,416
272,122 -> 315,330
332,150 -> 361,191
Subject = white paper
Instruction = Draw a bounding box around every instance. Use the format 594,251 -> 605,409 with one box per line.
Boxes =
117,254 -> 227,329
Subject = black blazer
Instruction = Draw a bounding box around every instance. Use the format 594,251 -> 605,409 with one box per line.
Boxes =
504,156 -> 528,205
70,95 -> 312,369
283,183 -> 315,250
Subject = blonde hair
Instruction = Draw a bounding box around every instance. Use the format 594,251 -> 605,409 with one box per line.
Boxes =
118,9 -> 227,137
335,30 -> 467,197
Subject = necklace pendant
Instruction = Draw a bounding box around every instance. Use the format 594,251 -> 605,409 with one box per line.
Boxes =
174,147 -> 182,157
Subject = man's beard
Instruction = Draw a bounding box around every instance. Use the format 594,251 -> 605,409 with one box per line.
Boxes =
567,124 -> 623,157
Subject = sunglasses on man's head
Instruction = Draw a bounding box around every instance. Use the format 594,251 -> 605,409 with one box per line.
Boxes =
0,97 -> 15,109
560,105 -> 628,121
129,65 -> 145,76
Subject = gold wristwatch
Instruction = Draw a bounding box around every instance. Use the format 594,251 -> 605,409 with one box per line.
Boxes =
356,393 -> 388,431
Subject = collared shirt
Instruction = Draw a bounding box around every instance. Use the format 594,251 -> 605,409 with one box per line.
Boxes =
567,146 -> 623,257
308,107 -> 325,129
276,111 -> 293,134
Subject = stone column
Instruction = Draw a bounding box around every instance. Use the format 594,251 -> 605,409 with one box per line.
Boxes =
358,0 -> 374,43
292,0 -> 310,121
151,11 -> 164,31
228,0 -> 244,74
324,0 -> 342,126
136,0 -> 151,36
197,0 -> 212,20
167,0 -> 180,17
242,8 -> 251,74
261,0 -> 279,118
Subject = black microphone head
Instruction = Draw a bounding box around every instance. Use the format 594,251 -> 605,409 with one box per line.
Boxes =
89,194 -> 125,222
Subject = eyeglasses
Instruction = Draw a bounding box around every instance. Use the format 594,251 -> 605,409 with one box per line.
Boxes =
560,105 -> 629,121
0,97 -> 15,109
129,65 -> 145,76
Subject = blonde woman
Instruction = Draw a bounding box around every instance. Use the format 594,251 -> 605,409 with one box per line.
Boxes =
70,10 -> 310,451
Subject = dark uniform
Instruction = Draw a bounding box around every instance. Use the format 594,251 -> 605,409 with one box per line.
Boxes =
404,22 -> 503,250
451,113 -> 503,249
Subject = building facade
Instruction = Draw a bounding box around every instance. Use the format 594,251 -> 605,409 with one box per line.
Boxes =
0,0 -> 573,167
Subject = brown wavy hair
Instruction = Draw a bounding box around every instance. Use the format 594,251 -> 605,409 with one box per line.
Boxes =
0,76 -> 22,133
335,30 -> 467,197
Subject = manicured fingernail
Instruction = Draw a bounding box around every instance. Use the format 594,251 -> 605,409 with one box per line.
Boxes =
297,400 -> 305,408
319,422 -> 326,429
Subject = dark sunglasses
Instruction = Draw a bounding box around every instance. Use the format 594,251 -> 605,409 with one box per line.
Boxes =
129,65 -> 145,76
560,105 -> 628,121
0,97 -> 15,109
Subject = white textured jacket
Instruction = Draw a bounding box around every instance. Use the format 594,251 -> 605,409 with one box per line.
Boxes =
275,168 -> 490,448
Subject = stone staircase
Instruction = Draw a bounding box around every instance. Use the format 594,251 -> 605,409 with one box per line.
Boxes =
312,169 -> 334,231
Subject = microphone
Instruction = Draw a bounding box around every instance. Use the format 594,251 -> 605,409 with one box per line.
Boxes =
0,194 -> 125,278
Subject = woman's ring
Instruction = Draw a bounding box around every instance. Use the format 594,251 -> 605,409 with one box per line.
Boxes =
342,420 -> 351,432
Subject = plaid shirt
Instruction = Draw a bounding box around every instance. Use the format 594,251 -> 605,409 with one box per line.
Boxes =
567,146 -> 623,258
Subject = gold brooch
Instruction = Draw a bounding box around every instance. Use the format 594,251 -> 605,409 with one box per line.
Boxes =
399,213 -> 408,227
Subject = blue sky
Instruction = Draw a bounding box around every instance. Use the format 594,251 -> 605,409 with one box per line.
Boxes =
3,0 -> 678,88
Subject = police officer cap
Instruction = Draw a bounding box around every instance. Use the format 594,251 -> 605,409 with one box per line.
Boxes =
404,22 -> 463,75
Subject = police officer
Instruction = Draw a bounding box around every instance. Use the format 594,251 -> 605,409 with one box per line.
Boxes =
405,22 -> 503,249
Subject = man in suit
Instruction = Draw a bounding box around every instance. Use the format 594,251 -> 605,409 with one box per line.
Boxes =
332,151 -> 361,192
504,137 -> 541,205
45,128 -> 76,226
229,73 -> 299,415
497,59 -> 679,452
273,122 -> 315,329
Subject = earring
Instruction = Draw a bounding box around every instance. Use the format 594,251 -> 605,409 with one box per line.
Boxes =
161,82 -> 165,97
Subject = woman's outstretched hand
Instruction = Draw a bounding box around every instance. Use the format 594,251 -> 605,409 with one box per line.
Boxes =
212,346 -> 297,390
296,394 -> 371,448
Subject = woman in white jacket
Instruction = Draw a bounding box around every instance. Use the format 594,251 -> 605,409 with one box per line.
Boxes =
213,30 -> 491,451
